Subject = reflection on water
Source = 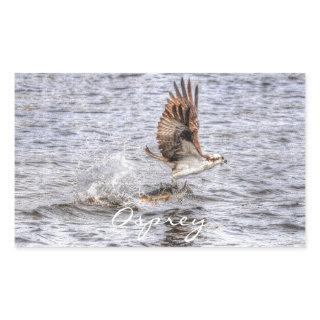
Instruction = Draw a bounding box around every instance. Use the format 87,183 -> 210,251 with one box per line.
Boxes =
15,73 -> 305,247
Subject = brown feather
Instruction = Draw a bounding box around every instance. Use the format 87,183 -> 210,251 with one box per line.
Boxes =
156,78 -> 203,161
187,79 -> 193,105
174,81 -> 182,100
184,106 -> 191,125
181,78 -> 188,101
178,105 -> 184,123
195,85 -> 198,110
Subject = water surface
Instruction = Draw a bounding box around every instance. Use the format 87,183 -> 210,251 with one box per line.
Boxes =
15,73 -> 305,247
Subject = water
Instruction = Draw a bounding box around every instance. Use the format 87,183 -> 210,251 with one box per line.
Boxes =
15,73 -> 305,247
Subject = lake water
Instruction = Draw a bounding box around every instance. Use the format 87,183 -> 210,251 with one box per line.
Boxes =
15,73 -> 305,247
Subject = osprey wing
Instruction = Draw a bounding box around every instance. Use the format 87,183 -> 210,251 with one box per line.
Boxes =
156,78 -> 203,161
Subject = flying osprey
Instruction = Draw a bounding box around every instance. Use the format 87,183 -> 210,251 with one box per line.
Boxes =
145,78 -> 226,179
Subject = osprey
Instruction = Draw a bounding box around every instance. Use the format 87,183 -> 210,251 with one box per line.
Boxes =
145,78 -> 226,179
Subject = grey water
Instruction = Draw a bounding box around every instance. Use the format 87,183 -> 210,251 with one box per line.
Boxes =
15,73 -> 305,247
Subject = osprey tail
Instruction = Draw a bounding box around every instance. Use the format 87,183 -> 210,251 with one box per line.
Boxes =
144,146 -> 167,163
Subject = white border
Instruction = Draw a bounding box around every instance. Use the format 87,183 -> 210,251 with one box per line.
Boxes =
1,1 -> 319,319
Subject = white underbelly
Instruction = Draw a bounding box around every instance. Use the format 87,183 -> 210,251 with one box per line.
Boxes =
173,166 -> 205,179
172,159 -> 206,179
